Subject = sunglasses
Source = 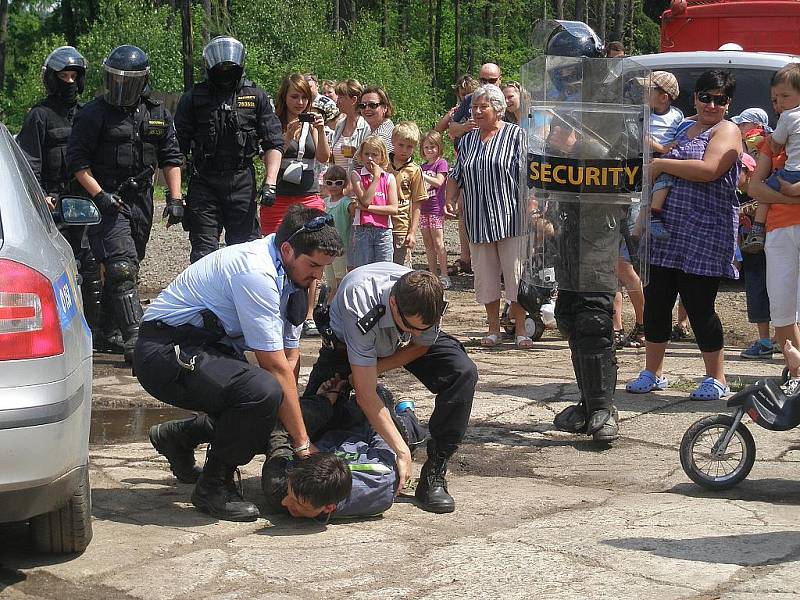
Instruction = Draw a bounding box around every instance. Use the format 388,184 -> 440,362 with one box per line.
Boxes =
697,92 -> 730,106
395,298 -> 448,333
358,101 -> 383,110
324,179 -> 345,186
479,76 -> 499,85
286,214 -> 334,242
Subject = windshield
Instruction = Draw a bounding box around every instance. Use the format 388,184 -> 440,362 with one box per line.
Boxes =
668,67 -> 780,128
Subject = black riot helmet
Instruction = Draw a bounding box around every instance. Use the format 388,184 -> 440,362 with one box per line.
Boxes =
203,36 -> 246,91
102,45 -> 150,108
545,20 -> 604,58
42,46 -> 87,104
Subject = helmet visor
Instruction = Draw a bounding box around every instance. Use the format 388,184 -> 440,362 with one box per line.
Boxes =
203,37 -> 246,70
44,46 -> 87,73
104,67 -> 149,107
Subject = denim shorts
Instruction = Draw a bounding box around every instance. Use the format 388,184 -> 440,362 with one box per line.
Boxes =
350,225 -> 394,267
766,167 -> 800,192
652,173 -> 675,194
619,200 -> 641,263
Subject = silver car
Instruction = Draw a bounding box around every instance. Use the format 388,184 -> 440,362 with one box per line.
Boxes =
0,123 -> 99,552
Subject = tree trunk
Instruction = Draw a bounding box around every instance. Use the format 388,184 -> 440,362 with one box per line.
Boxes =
380,0 -> 388,46
181,0 -> 193,92
62,0 -> 76,46
454,0 -> 461,82
433,0 -> 442,88
333,0 -> 340,32
574,0 -> 586,22
0,0 -> 8,92
600,0 -> 607,42
556,0 -> 564,20
613,0 -> 625,42
627,0 -> 636,51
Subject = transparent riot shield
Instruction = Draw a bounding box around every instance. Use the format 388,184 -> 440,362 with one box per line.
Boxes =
519,53 -> 651,296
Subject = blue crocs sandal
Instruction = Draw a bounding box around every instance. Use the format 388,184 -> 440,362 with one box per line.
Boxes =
625,370 -> 669,393
689,376 -> 731,401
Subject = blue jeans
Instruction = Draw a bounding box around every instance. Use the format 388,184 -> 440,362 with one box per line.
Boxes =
652,173 -> 675,194
351,225 -> 394,267
766,167 -> 800,191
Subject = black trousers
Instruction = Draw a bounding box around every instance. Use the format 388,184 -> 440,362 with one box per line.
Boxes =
644,265 -> 723,352
134,321 -> 282,467
303,333 -> 477,451
87,188 -> 154,265
186,165 -> 259,264
555,289 -> 617,412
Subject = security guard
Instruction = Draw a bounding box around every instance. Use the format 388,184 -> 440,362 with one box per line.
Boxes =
306,263 -> 477,513
16,46 -> 123,353
135,205 -> 343,521
174,36 -> 284,263
67,44 -> 183,363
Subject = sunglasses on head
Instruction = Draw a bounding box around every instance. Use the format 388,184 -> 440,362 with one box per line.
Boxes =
358,101 -> 383,110
479,76 -> 499,85
697,92 -> 730,106
286,214 -> 335,243
324,179 -> 345,186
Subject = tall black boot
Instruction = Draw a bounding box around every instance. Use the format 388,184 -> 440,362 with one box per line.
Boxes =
575,348 -> 619,442
554,345 -> 588,433
191,456 -> 259,522
415,440 -> 456,514
106,261 -> 144,364
150,414 -> 214,483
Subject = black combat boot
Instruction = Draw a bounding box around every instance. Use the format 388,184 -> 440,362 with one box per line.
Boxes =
149,414 -> 213,483
191,457 -> 260,522
415,441 -> 455,514
554,351 -> 587,433
575,348 -> 620,443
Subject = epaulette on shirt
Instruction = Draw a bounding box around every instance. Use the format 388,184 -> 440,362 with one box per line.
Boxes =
357,304 -> 386,335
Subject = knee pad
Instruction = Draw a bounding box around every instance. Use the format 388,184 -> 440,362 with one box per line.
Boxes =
105,260 -> 138,294
573,310 -> 614,351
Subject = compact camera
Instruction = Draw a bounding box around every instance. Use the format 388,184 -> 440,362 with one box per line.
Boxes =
298,112 -> 315,123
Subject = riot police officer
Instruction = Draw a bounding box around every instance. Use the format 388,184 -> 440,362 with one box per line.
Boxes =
522,21 -> 648,442
174,36 -> 284,263
67,45 -> 183,363
16,46 -> 122,353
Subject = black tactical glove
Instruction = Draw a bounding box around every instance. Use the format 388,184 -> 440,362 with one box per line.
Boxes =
162,197 -> 185,227
92,190 -> 122,216
259,182 -> 277,207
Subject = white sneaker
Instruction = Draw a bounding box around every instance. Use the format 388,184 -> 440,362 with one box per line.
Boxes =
439,276 -> 452,290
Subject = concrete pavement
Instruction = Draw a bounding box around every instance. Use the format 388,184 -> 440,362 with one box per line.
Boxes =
3,297 -> 800,599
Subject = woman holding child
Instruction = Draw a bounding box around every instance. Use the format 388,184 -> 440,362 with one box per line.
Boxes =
626,69 -> 742,400
445,84 -> 530,349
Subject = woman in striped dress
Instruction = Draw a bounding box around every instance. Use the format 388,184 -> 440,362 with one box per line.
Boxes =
445,84 -> 530,348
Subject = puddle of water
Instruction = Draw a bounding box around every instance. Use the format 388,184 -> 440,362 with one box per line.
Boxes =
90,407 -> 195,444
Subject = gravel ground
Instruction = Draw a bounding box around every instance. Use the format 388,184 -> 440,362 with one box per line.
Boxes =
140,199 -> 752,347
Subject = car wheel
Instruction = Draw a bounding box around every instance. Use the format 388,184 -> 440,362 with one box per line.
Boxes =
30,467 -> 93,553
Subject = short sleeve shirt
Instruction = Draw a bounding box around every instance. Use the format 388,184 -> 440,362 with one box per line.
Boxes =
388,156 -> 428,235
650,105 -> 685,146
143,235 -> 301,352
772,106 -> 800,171
329,262 -> 439,367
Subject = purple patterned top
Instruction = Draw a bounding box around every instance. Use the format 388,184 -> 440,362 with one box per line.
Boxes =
650,126 -> 740,279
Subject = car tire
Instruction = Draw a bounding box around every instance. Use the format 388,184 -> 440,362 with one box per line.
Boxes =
30,467 -> 93,553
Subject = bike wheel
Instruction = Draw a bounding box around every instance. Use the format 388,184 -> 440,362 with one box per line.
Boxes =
679,414 -> 756,490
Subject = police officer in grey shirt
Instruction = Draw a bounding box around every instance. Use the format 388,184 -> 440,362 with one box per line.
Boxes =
307,262 -> 477,513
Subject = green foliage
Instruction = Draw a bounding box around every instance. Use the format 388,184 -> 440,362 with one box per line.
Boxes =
1,0 -> 661,133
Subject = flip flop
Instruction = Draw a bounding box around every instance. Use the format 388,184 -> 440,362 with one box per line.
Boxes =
516,335 -> 534,349
481,333 -> 501,347
689,376 -> 731,401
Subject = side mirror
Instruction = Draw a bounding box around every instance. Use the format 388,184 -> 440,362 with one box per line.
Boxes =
57,196 -> 101,226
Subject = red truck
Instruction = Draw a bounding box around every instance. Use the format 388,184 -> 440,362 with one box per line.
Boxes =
660,0 -> 800,54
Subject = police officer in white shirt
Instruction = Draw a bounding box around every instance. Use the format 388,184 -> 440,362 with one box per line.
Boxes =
135,205 -> 342,522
